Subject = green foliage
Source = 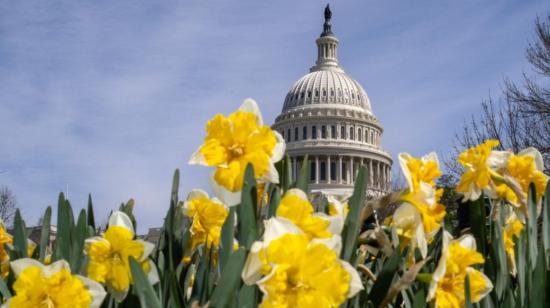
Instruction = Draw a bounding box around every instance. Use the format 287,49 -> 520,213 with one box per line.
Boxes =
1,167 -> 549,307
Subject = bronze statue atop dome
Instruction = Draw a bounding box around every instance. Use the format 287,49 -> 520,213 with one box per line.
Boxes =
321,4 -> 333,37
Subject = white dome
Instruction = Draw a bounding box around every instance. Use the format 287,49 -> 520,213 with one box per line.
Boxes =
282,70 -> 373,114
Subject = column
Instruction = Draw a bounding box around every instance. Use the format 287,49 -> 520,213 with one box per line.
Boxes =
315,156 -> 319,184
350,157 -> 354,184
291,157 -> 296,181
327,156 -> 331,184
369,159 -> 373,187
338,155 -> 343,184
377,162 -> 381,189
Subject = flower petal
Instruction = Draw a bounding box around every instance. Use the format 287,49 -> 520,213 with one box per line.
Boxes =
147,260 -> 160,286
108,211 -> 134,234
270,131 -> 286,163
518,147 -> 544,171
398,153 -> 414,190
239,98 -> 263,126
263,217 -> 303,244
78,275 -> 107,308
242,241 -> 264,285
10,258 -> 44,277
311,234 -> 342,255
209,172 -> 241,207
456,234 -> 477,251
427,231 -> 453,301
189,148 -> 207,165
340,260 -> 364,298
137,240 -> 155,261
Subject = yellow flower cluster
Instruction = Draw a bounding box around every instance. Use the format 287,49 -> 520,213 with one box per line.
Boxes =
242,189 -> 363,307
457,140 -> 548,211
428,232 -> 493,307
392,152 -> 446,262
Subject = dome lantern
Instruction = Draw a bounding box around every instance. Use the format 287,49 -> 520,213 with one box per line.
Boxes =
311,5 -> 342,73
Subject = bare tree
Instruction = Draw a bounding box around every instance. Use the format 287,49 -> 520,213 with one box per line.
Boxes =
0,186 -> 17,226
446,15 -> 550,179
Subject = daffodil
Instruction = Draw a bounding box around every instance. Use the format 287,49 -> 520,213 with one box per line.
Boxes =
326,195 -> 349,234
503,211 -> 523,276
398,152 -> 446,240
505,147 -> 548,207
456,140 -> 510,201
183,189 -> 229,251
242,218 -> 362,308
392,203 -> 427,263
0,219 -> 37,278
276,189 -> 332,239
189,99 -> 285,206
4,258 -> 106,308
84,211 -> 158,301
428,232 -> 493,308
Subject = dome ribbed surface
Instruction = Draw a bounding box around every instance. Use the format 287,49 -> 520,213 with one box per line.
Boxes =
281,70 -> 372,114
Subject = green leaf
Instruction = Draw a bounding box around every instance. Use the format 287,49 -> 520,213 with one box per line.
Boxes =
128,256 -> 162,308
219,207 -> 236,272
412,287 -> 425,308
491,210 -> 508,300
528,247 -> 546,308
171,169 -> 180,205
237,164 -> 259,250
237,285 -> 258,308
210,247 -> 247,307
526,183 -> 538,267
276,155 -> 292,192
70,209 -> 88,273
542,179 -> 550,269
295,155 -> 310,192
468,198 -> 487,256
39,206 -> 52,263
367,247 -> 402,308
341,166 -> 368,262
465,274 -> 474,308
87,194 -> 96,231
12,209 -> 27,258
516,231 -> 527,305
54,192 -> 72,261
267,185 -> 281,219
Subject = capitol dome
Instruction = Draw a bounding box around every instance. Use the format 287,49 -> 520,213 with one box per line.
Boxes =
272,5 -> 392,197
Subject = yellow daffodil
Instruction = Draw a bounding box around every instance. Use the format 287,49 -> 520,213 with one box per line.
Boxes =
456,140 -> 510,202
5,258 -> 106,308
276,189 -> 331,239
84,211 -> 158,301
189,99 -> 285,206
326,195 -> 349,234
503,211 -> 523,276
392,203 -> 427,262
428,232 -> 493,308
398,152 -> 446,240
183,189 -> 229,251
506,147 -> 548,206
0,220 -> 38,278
242,218 -> 362,308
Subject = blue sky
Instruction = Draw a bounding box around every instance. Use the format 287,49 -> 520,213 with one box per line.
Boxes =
0,1 -> 547,232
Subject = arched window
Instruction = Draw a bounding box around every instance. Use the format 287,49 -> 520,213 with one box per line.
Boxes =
302,126 -> 307,140
370,131 -> 374,144
308,91 -> 312,98
341,126 -> 345,139
321,126 -> 327,139
341,162 -> 347,183
300,92 -> 304,99
331,89 -> 334,96
364,130 -> 368,142
312,126 -> 317,139
350,127 -> 354,140
331,126 -> 336,139
358,128 -> 362,142
315,90 -> 319,97
323,89 -> 327,96
294,127 -> 299,141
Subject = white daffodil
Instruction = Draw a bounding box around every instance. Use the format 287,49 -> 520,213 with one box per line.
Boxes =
84,211 -> 158,302
392,203 -> 427,260
4,258 -> 106,308
189,99 -> 285,206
